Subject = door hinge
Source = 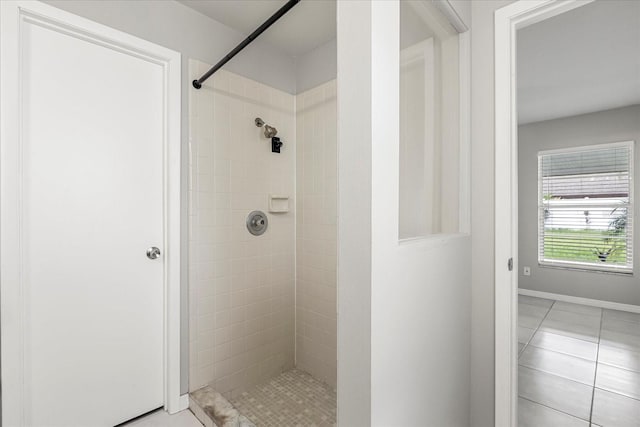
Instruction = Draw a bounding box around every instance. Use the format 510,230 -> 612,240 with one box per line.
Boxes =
508,258 -> 513,271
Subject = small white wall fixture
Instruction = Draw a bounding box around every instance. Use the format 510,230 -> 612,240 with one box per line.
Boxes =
0,1 -> 183,425
494,1 -> 595,425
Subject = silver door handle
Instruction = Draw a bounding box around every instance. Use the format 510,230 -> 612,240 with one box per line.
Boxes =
146,247 -> 161,260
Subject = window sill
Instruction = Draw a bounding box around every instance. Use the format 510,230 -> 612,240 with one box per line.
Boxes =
538,260 -> 633,276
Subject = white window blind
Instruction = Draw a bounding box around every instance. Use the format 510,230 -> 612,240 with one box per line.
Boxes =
538,141 -> 634,273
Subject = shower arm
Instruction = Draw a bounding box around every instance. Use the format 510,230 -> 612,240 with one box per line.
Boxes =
192,0 -> 301,89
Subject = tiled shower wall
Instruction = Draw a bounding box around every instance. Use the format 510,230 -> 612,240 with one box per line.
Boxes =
188,60 -> 296,397
295,81 -> 338,388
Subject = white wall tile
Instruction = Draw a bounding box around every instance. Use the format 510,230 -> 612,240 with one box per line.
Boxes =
295,80 -> 338,388
189,61 -> 296,395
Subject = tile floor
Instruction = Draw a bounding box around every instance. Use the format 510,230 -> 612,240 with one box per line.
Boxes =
518,295 -> 640,427
230,369 -> 337,427
121,408 -> 203,427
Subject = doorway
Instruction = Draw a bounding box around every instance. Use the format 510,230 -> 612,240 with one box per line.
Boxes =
495,0 -> 640,425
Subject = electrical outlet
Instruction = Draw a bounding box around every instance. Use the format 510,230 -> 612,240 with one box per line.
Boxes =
523,266 -> 531,276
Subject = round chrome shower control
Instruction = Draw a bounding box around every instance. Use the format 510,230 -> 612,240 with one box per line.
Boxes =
146,247 -> 161,260
246,210 -> 268,236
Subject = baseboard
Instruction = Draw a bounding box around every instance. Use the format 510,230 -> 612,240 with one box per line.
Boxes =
518,288 -> 640,314
178,394 -> 190,412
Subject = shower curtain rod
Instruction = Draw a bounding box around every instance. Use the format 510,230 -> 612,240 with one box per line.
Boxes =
192,0 -> 301,89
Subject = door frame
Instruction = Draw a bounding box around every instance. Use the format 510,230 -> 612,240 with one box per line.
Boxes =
493,1 -> 595,425
0,1 -> 183,424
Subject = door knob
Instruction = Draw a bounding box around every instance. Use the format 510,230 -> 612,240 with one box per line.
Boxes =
146,247 -> 161,260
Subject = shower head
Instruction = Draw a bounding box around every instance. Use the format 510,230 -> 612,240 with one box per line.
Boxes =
263,124 -> 278,138
255,117 -> 278,138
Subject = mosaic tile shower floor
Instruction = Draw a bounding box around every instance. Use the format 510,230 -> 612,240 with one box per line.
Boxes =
230,369 -> 337,427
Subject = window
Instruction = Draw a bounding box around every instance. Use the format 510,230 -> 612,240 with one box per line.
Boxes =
538,141 -> 634,273
398,1 -> 462,239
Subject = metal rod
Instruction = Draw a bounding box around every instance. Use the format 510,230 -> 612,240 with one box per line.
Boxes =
192,0 -> 301,89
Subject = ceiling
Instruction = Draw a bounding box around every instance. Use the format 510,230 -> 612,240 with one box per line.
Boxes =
178,0 -> 336,57
517,0 -> 640,125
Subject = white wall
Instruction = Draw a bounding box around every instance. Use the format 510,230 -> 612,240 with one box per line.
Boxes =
469,2 -> 515,426
295,40 -> 337,94
45,0 -> 339,96
336,1 -> 373,424
518,105 -> 640,305
370,2 -> 469,423
295,81 -> 338,388
43,1 -> 297,93
188,60 -> 296,397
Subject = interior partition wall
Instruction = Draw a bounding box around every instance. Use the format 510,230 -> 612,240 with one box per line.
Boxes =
337,0 -> 471,425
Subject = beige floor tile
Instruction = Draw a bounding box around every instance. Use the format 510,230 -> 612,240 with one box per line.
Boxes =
518,366 -> 593,421
591,388 -> 640,427
598,345 -> 640,373
519,303 -> 551,329
602,318 -> 640,336
529,330 -> 598,361
600,329 -> 640,352
518,398 -> 589,427
230,369 -> 336,427
603,309 -> 640,325
596,363 -> 640,400
518,326 -> 536,344
519,300 -> 640,427
552,301 -> 602,317
520,346 -> 596,385
539,309 -> 601,343
519,295 -> 554,309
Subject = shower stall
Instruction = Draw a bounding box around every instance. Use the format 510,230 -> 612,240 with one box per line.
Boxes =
187,60 -> 337,425
185,0 -> 463,425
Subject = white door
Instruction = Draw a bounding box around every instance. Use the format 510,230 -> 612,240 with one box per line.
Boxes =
1,2 -> 182,426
